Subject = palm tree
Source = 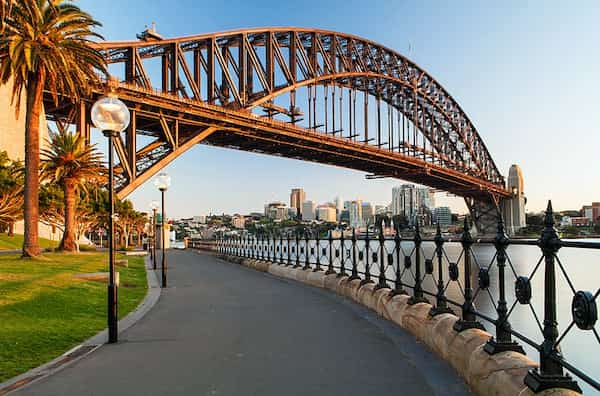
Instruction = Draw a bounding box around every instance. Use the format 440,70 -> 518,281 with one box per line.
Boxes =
41,129 -> 104,252
0,0 -> 106,256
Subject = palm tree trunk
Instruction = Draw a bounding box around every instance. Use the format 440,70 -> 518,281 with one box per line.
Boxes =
60,178 -> 77,251
23,71 -> 44,257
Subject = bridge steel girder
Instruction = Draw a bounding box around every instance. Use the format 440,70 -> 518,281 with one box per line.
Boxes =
95,28 -> 505,186
44,28 -> 513,233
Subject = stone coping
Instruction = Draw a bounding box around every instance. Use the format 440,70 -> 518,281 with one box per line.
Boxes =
217,255 -> 582,396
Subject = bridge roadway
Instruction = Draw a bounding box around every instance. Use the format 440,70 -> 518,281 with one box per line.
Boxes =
14,250 -> 470,396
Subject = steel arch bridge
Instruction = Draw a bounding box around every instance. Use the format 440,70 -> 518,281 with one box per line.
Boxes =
44,27 -> 512,234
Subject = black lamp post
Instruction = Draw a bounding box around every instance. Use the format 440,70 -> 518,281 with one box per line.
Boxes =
149,201 -> 159,270
91,88 -> 131,344
154,172 -> 171,288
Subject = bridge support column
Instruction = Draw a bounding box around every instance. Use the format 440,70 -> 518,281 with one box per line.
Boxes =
466,198 -> 500,237
469,164 -> 527,237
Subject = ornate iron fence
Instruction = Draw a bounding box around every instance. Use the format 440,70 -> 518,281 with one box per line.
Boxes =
191,201 -> 599,393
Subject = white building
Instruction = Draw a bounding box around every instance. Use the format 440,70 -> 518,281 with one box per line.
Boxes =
192,215 -> 206,224
349,200 -> 363,228
392,184 -> 418,221
302,200 -> 316,221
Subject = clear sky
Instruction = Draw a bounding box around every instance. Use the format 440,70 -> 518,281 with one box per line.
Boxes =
79,0 -> 600,218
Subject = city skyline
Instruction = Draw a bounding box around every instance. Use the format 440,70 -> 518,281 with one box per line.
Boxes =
77,1 -> 599,219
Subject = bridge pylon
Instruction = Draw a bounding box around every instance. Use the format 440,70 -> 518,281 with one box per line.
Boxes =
467,164 -> 526,237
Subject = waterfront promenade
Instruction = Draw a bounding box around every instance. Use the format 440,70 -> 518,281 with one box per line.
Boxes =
13,250 -> 469,396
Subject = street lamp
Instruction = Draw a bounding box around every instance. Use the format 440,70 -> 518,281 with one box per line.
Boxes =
149,201 -> 159,270
154,172 -> 171,288
91,92 -> 130,344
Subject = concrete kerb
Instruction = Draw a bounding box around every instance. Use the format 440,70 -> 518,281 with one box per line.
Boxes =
216,254 -> 581,396
0,255 -> 162,396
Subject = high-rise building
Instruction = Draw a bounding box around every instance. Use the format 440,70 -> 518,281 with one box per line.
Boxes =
391,184 -> 434,225
433,207 -> 452,226
417,187 -> 435,209
362,202 -> 374,225
349,200 -> 363,228
335,196 -> 343,220
302,200 -> 316,221
317,206 -> 337,222
290,188 -> 306,217
391,184 -> 418,222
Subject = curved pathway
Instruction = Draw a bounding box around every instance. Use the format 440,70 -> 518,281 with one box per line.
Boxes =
14,251 -> 469,396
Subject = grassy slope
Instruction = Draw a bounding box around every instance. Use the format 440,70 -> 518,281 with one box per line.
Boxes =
0,234 -> 57,250
0,253 -> 148,382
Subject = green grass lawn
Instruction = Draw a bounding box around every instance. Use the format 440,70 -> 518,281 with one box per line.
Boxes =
0,252 -> 148,382
0,233 -> 58,251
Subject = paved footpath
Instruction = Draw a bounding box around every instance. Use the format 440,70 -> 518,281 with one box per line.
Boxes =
14,251 -> 470,396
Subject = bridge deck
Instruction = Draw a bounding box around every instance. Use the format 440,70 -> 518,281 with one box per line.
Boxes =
13,250 -> 469,396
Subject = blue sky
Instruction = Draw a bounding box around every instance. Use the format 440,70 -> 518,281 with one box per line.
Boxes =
79,0 -> 600,218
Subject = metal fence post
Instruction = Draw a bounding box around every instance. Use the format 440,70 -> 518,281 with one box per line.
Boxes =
304,230 -> 311,270
391,224 -> 407,296
453,217 -> 485,331
326,232 -> 335,275
349,228 -> 360,280
485,215 -> 524,353
430,223 -> 453,315
295,231 -> 301,268
315,232 -> 321,272
279,233 -> 284,265
287,232 -> 291,266
361,227 -> 373,285
376,222 -> 388,290
338,231 -> 346,277
408,221 -> 428,305
524,201 -> 581,392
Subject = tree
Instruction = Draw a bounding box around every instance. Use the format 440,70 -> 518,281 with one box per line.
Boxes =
0,0 -> 106,256
0,151 -> 23,234
41,129 -> 104,251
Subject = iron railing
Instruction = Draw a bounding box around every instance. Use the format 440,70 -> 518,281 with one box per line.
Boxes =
190,201 -> 599,394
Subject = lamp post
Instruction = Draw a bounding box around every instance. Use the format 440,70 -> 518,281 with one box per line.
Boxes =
154,172 -> 171,288
91,92 -> 131,344
149,201 -> 159,270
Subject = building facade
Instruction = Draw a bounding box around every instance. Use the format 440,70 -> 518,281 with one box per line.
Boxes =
362,202 -> 374,225
302,200 -> 316,221
392,184 -> 434,225
265,202 -> 289,220
349,200 -> 363,228
290,188 -> 306,217
582,202 -> 600,223
433,207 -> 452,226
316,206 -> 337,222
